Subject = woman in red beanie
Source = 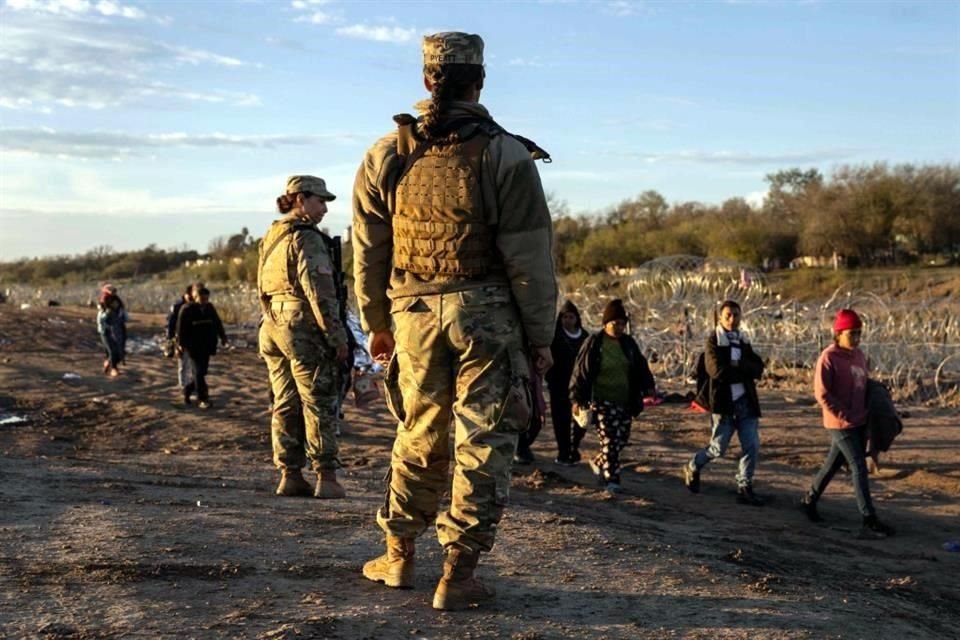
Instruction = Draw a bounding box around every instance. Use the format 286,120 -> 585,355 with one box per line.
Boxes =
801,309 -> 894,539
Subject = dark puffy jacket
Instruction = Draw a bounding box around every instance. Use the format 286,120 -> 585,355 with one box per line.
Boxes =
694,329 -> 764,417
569,332 -> 655,417
176,302 -> 226,357
866,379 -> 902,455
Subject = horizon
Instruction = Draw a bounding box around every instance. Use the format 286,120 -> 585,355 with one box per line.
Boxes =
1,0 -> 958,260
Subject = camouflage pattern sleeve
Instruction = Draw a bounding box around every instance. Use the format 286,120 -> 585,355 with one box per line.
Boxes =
352,133 -> 400,335
488,135 -> 558,348
295,229 -> 349,349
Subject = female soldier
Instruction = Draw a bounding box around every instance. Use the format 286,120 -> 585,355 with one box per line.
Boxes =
258,175 -> 350,499
802,309 -> 894,539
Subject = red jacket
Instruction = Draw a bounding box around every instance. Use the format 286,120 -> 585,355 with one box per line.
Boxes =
814,344 -> 868,429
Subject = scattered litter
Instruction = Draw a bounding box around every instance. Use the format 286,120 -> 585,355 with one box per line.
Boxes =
19,303 -> 31,310
0,412 -> 28,426
91,397 -> 108,404
62,372 -> 82,380
943,540 -> 960,552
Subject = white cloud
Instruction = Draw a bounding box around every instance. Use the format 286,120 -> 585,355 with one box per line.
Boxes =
605,1 -> 632,16
0,19 -> 257,112
621,149 -> 859,166
745,190 -> 767,208
508,57 -> 545,68
4,0 -> 145,19
294,10 -> 336,25
0,128 -> 362,158
171,45 -> 245,67
335,24 -> 418,44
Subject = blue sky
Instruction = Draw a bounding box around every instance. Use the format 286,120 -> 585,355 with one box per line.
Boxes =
1,0 -> 958,259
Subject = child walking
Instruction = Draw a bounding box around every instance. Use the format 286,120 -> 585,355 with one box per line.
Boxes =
801,309 -> 894,539
546,300 -> 588,465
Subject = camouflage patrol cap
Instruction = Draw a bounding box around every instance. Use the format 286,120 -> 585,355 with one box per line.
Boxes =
285,175 -> 336,201
423,32 -> 484,66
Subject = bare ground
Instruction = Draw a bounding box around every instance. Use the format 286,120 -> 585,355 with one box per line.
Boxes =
1,306 -> 958,640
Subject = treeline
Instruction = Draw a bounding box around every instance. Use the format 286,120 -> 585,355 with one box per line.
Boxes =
0,228 -> 259,286
553,163 -> 960,273
4,162 -> 957,286
0,244 -> 201,285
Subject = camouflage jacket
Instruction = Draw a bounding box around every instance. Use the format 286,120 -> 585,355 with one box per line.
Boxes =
258,213 -> 348,349
352,100 -> 557,348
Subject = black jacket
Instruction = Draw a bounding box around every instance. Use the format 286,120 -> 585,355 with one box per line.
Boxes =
694,329 -> 764,417
569,332 -> 655,417
176,302 -> 226,357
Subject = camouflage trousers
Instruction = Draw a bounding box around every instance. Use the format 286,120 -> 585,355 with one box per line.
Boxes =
379,287 -> 531,553
259,306 -> 341,472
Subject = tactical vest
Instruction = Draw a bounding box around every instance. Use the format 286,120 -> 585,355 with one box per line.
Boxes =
258,221 -> 319,299
392,115 -> 502,277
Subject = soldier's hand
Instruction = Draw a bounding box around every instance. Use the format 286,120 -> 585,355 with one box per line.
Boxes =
335,343 -> 350,364
369,330 -> 395,365
533,346 -> 553,374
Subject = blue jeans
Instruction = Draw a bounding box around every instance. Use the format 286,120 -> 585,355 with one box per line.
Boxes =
689,396 -> 759,488
809,425 -> 875,518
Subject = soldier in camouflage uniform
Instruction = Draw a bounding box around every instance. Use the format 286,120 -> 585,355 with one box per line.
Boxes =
258,175 -> 350,499
353,32 -> 557,610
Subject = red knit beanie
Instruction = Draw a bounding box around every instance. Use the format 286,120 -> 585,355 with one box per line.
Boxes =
833,309 -> 862,333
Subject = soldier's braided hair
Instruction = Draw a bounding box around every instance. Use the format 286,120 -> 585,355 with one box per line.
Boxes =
419,63 -> 485,141
276,191 -> 317,214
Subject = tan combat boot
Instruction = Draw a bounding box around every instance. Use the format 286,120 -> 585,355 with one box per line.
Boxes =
315,470 -> 346,499
275,469 -> 312,497
361,535 -> 416,589
432,548 -> 495,611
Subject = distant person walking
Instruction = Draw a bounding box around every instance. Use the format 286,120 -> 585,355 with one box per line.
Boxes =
175,287 -> 227,409
96,283 -> 127,378
801,309 -> 895,539
257,175 -> 349,499
167,283 -> 202,401
547,300 -> 588,465
570,299 -> 655,494
683,300 -> 765,506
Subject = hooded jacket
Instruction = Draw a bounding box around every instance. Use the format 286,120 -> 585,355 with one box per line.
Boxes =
545,301 -> 587,394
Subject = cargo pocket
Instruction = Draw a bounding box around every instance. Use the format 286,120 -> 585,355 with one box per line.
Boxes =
493,349 -> 532,433
383,353 -> 406,424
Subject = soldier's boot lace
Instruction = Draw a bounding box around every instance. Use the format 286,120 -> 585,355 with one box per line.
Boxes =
275,469 -> 312,497
432,548 -> 495,611
362,535 -> 416,589
315,470 -> 346,499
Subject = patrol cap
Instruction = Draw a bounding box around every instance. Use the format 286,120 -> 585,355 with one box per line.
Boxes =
285,175 -> 336,201
422,32 -> 484,66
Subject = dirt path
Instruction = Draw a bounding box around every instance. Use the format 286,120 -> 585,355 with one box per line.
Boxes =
1,306 -> 958,640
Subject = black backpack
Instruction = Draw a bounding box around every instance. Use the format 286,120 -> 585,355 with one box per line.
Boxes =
693,351 -> 711,411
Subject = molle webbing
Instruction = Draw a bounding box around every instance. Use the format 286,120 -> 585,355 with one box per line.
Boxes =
393,134 -> 494,277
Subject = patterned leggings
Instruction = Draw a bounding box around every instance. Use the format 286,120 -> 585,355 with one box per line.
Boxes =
593,400 -> 632,484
